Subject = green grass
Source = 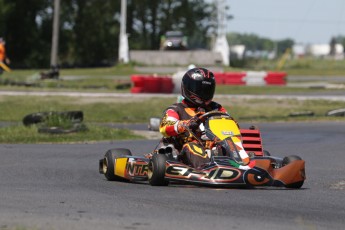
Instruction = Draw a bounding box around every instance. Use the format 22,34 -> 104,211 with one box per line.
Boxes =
0,124 -> 141,143
1,95 -> 344,143
1,94 -> 344,143
2,58 -> 345,93
1,58 -> 345,98
0,96 -> 175,123
0,95 -> 174,143
0,64 -> 137,91
1,61 -> 345,143
226,57 -> 345,76
223,98 -> 344,122
1,64 -> 137,78
1,95 -> 344,123
215,85 -> 345,95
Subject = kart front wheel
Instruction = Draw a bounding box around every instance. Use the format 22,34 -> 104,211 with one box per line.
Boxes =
282,155 -> 302,166
148,154 -> 169,186
100,148 -> 132,181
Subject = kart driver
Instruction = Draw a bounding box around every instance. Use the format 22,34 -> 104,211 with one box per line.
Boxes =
159,67 -> 229,169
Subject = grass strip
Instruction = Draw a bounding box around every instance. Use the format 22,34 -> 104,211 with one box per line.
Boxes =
0,124 -> 141,144
1,95 -> 344,143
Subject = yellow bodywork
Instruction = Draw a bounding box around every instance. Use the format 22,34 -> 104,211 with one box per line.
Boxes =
208,118 -> 241,141
115,158 -> 128,177
208,117 -> 250,165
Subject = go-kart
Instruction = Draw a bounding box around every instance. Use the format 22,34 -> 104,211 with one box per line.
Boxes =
99,111 -> 306,188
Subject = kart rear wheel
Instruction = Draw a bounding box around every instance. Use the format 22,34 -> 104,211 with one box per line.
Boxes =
101,148 -> 132,181
282,155 -> 304,189
148,154 -> 169,186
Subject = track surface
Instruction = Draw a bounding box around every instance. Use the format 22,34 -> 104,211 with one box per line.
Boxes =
0,122 -> 344,230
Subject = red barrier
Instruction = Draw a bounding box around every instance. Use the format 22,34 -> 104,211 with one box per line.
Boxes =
223,72 -> 246,85
160,77 -> 174,93
130,75 -> 174,93
144,76 -> 161,93
130,87 -> 144,93
213,72 -> 226,84
130,71 -> 286,93
265,72 -> 286,85
131,75 -> 146,88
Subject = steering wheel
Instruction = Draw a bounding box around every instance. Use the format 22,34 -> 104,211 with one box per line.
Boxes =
185,111 -> 230,147
197,111 -> 230,122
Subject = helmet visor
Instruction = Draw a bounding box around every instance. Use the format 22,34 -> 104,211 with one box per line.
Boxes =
189,80 -> 215,101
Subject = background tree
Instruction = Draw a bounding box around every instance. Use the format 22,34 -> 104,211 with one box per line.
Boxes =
0,0 -> 301,68
2,0 -> 50,68
336,35 -> 345,48
71,0 -> 119,67
276,39 -> 294,56
227,33 -> 294,57
127,0 -> 215,50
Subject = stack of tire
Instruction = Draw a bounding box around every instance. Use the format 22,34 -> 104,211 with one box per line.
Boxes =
22,111 -> 87,134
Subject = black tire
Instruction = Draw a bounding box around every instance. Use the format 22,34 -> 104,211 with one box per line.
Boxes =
282,155 -> 304,189
325,108 -> 345,117
148,154 -> 169,186
263,150 -> 271,156
22,111 -> 83,126
38,123 -> 88,134
282,155 -> 302,166
102,148 -> 132,181
23,113 -> 46,126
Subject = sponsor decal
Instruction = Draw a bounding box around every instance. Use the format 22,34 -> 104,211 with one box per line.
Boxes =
166,166 -> 205,178
191,72 -> 203,80
161,113 -> 176,127
205,167 -> 241,182
222,131 -> 233,136
166,165 -> 241,182
126,161 -> 149,177
202,81 -> 212,85
245,168 -> 271,185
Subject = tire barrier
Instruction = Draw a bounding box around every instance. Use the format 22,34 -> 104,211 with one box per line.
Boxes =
130,71 -> 286,93
22,111 -> 87,134
326,108 -> 345,117
38,123 -> 88,134
23,111 -> 83,126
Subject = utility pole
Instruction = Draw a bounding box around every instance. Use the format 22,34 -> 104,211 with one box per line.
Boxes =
213,0 -> 230,66
119,0 -> 129,63
50,0 -> 60,69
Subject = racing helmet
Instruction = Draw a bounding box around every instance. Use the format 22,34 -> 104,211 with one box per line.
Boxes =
181,67 -> 216,106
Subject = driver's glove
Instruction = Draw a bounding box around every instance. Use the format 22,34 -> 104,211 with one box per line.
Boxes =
177,116 -> 199,134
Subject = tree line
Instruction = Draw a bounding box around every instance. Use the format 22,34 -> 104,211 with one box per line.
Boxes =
5,0 -> 342,69
0,0 -> 218,68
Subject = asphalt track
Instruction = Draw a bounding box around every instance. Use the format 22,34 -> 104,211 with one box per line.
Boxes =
0,122 -> 344,230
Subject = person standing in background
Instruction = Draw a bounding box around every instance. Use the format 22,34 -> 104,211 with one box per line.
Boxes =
0,37 -> 11,74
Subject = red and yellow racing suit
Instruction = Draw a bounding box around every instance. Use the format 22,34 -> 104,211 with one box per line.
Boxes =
159,100 -> 228,168
0,43 -> 5,63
